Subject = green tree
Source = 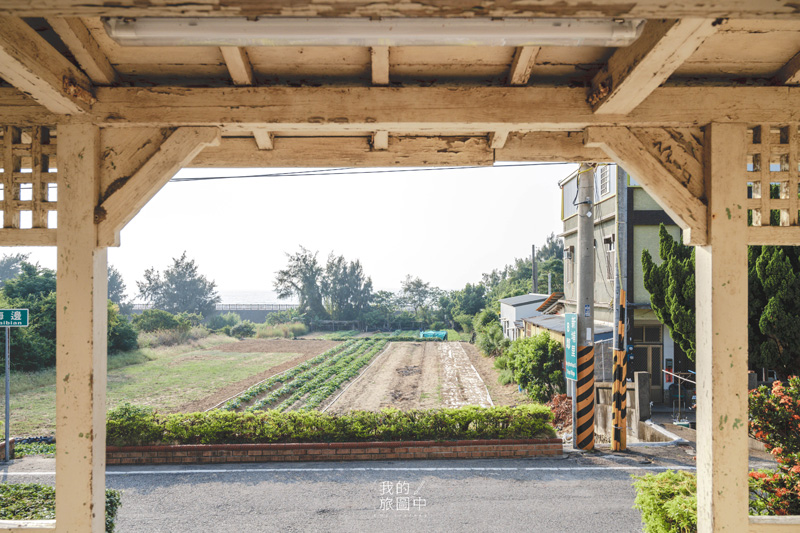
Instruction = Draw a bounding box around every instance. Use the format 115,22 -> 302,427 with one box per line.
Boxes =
108,265 -> 132,315
137,252 -> 220,317
506,332 -> 565,402
321,254 -> 373,321
642,225 -> 800,377
0,253 -> 30,287
400,275 -> 435,315
274,247 -> 327,319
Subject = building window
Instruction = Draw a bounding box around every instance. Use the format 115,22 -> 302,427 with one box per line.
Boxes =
563,246 -> 574,283
603,235 -> 615,279
599,165 -> 611,196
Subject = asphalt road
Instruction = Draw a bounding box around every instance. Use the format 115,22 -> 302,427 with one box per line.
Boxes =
2,445 -> 735,533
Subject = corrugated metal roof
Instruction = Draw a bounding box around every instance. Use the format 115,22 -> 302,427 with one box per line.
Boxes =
522,314 -> 613,336
498,293 -> 549,307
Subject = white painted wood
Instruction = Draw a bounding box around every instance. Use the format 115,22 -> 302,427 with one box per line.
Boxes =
591,19 -> 719,114
489,130 -> 509,149
0,16 -> 92,114
220,46 -> 254,86
496,132 -> 612,162
0,521 -> 57,531
696,123 -> 749,533
749,516 -> 800,532
0,229 -> 56,246
96,127 -> 220,246
252,129 -> 274,150
508,46 -> 539,86
55,123 -> 106,533
371,46 -> 389,86
372,130 -> 388,150
45,17 -> 117,85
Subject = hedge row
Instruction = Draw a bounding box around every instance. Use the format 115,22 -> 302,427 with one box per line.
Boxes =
106,403 -> 555,446
0,484 -> 122,533
633,470 -> 697,532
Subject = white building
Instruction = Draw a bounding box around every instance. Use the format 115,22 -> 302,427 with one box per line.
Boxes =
498,293 -> 549,341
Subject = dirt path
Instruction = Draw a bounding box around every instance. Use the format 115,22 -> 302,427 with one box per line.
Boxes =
436,342 -> 493,408
174,339 -> 341,412
327,342 -> 442,413
461,342 -> 530,407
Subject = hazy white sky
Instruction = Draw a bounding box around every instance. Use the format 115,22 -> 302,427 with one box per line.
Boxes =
13,163 -> 575,301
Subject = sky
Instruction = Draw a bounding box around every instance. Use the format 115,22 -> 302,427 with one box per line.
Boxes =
12,162 -> 575,302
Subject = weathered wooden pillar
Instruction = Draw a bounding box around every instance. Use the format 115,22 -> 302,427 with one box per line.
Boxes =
696,123 -> 749,531
55,124 -> 107,532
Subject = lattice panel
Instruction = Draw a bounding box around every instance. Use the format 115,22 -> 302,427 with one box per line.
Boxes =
0,125 -> 58,235
746,124 -> 799,230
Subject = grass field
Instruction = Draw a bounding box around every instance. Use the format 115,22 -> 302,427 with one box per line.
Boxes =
1,335 -> 303,436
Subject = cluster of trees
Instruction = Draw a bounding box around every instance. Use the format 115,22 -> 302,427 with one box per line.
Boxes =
643,225 -> 800,378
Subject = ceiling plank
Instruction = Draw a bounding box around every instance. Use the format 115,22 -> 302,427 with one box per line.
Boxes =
0,16 -> 93,114
2,1 -> 798,19
589,19 -> 719,115
96,127 -> 221,246
85,86 -> 800,131
777,51 -> 800,85
190,136 -> 492,167
508,47 -> 540,86
220,46 -> 254,86
371,46 -> 390,86
45,17 -> 117,85
497,132 -> 612,162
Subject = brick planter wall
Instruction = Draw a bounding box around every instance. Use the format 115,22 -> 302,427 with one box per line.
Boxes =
107,438 -> 563,465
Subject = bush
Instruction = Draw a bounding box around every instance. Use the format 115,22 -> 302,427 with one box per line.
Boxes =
505,332 -> 565,402
137,325 -> 209,348
475,322 -> 509,358
206,312 -> 240,331
131,309 -> 187,333
454,314 -> 474,333
0,483 -> 122,533
230,321 -> 256,339
633,470 -> 697,533
265,308 -> 305,326
107,302 -> 138,354
106,404 -> 555,446
256,321 -> 308,339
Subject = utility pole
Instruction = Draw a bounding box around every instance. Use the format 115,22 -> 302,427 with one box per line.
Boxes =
531,245 -> 537,293
575,162 -> 596,451
613,165 -> 629,451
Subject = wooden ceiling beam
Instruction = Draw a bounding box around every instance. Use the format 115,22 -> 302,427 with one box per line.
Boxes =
2,1 -> 798,19
777,51 -> 800,85
508,47 -> 540,86
371,46 -> 390,86
589,19 -> 719,115
220,46 -> 254,86
497,132 -> 612,162
252,129 -> 274,150
85,86 -> 800,131
0,16 -> 93,114
45,17 -> 117,85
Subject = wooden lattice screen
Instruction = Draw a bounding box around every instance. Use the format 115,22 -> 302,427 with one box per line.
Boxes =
747,124 -> 800,231
0,125 -> 57,244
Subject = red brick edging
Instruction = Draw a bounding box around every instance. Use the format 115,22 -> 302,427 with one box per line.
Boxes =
107,438 -> 563,465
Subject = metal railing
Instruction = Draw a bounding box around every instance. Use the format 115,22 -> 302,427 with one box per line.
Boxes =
131,303 -> 300,311
663,369 -> 696,421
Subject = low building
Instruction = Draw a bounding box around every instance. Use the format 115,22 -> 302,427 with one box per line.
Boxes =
498,293 -> 549,341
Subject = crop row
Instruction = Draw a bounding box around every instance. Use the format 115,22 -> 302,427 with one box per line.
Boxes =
273,339 -> 388,412
246,340 -> 375,412
221,339 -> 359,411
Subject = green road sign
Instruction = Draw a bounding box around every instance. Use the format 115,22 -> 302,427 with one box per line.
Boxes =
0,309 -> 28,327
565,313 -> 577,381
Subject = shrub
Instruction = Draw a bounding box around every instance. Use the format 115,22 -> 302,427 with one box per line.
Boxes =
206,312 -> 240,331
106,404 -> 555,446
256,321 -> 308,339
633,470 -> 697,533
0,483 -> 122,533
230,321 -> 256,339
107,302 -> 138,354
137,325 -> 209,348
131,309 -> 187,333
505,332 -> 565,402
454,314 -> 474,333
498,368 -> 514,385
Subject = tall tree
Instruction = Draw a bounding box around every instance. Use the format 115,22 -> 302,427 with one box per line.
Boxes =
0,253 -> 30,287
642,225 -> 800,377
274,247 -> 327,319
400,275 -> 435,315
535,232 -> 565,262
108,265 -> 132,314
321,253 -> 373,321
137,252 -> 220,317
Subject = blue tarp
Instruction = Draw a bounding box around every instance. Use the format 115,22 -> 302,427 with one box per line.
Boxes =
420,330 -> 447,340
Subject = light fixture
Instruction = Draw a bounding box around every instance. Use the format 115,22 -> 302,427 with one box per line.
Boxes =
103,17 -> 645,47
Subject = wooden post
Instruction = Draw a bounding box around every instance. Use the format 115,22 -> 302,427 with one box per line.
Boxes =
56,124 -> 107,532
696,123 -> 749,532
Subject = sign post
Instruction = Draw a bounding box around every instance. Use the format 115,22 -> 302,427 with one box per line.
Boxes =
564,313 -> 578,446
2,309 -> 29,463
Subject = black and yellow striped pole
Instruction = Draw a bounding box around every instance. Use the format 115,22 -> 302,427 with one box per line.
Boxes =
612,289 -> 627,451
574,162 -> 596,451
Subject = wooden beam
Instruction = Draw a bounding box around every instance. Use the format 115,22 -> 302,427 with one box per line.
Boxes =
96,127 -> 221,246
220,46 -> 254,86
371,46 -> 390,86
372,130 -> 388,150
496,132 -> 612,162
2,1 -> 797,19
777,51 -> 800,85
88,86 -> 800,132
0,228 -> 57,246
508,46 -> 539,86
0,16 -> 93,114
45,17 -> 117,85
585,126 -> 707,245
190,136 -> 493,167
589,19 -> 719,114
252,129 -> 274,150
488,130 -> 509,149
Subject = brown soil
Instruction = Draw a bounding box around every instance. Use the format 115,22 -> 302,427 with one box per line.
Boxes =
173,339 -> 341,413
326,342 -> 442,413
461,342 -> 530,407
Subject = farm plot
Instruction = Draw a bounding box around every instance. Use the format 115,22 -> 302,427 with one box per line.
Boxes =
327,341 -> 493,413
220,338 -> 389,412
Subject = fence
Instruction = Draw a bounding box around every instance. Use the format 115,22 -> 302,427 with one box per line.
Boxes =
594,339 -> 614,382
131,303 -> 299,312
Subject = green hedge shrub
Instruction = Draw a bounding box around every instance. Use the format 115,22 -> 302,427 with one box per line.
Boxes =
131,309 -> 189,332
506,332 -> 565,402
107,403 -> 555,446
230,320 -> 256,338
633,470 -> 697,533
0,483 -> 122,533
206,312 -> 240,331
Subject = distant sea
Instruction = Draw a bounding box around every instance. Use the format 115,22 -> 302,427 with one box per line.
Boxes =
218,289 -> 298,305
